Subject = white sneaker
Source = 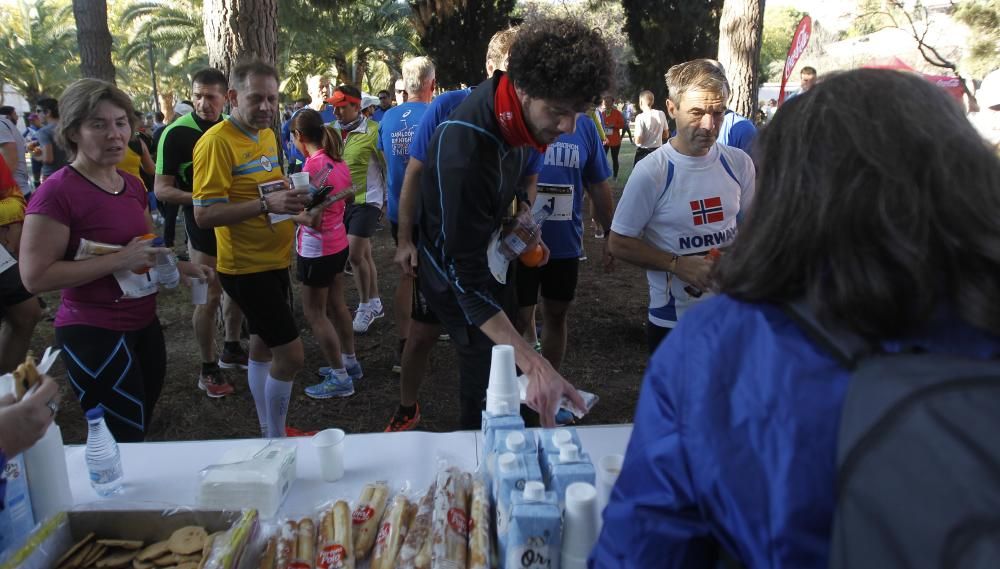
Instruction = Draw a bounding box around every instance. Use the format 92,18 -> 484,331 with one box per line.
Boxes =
369,300 -> 385,321
353,306 -> 375,333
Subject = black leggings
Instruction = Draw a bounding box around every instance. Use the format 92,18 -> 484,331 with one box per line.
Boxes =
56,320 -> 166,442
159,201 -> 180,247
606,145 -> 620,179
647,322 -> 671,355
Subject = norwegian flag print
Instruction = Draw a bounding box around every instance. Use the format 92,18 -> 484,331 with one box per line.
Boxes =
690,197 -> 725,226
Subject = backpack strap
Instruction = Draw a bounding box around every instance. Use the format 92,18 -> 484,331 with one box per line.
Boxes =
783,299 -> 877,370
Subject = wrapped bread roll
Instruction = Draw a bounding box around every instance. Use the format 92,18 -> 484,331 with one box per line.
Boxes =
275,519 -> 297,569
430,469 -> 472,569
398,484 -> 436,569
316,500 -> 355,569
352,482 -> 390,559
467,478 -> 490,569
370,495 -> 412,569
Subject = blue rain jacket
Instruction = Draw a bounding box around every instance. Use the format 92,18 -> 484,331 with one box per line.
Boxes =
590,295 -> 1000,568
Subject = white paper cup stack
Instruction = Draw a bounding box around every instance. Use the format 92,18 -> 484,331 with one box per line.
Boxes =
561,481 -> 600,569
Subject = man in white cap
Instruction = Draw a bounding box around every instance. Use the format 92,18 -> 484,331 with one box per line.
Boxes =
972,69 -> 1000,149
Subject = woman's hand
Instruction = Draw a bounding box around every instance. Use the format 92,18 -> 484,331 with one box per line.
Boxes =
115,236 -> 162,273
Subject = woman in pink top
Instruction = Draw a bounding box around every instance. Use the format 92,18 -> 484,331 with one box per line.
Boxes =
19,79 -> 211,441
288,109 -> 360,400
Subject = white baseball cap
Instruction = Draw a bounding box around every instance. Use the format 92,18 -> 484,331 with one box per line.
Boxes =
978,69 -> 1000,111
173,102 -> 194,115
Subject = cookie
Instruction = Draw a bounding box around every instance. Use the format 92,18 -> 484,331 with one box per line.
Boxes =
82,544 -> 107,567
97,539 -> 145,550
167,526 -> 207,555
132,560 -> 155,569
136,540 -> 170,562
174,563 -> 199,569
61,541 -> 95,569
97,549 -> 139,568
54,532 -> 95,569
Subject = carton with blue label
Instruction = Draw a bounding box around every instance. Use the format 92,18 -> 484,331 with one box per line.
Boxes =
548,444 -> 596,509
494,451 -> 543,563
538,428 -> 582,480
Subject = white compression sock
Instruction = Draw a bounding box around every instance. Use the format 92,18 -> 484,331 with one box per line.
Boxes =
265,376 -> 293,438
247,359 -> 271,437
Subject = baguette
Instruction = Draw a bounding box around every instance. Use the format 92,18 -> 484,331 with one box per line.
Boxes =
370,495 -> 410,569
467,478 -> 490,569
397,484 -> 436,569
316,500 -> 354,569
295,517 -> 315,569
259,536 -> 277,569
275,520 -> 297,569
352,482 -> 390,559
431,469 -> 472,569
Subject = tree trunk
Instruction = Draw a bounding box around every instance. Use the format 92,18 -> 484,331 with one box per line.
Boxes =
203,0 -> 278,79
72,0 -> 117,83
717,0 -> 765,119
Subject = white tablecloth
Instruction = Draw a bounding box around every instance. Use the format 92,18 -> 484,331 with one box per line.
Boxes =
66,425 -> 632,517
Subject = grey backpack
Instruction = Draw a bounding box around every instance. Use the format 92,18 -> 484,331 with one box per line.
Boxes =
786,302 -> 1000,569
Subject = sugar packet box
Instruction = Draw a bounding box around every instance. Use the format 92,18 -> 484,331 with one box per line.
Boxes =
538,427 -> 582,481
506,481 -> 562,569
0,454 -> 35,562
494,451 -> 543,563
548,444 -> 596,510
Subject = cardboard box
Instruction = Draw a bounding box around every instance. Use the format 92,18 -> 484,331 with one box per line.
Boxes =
1,508 -> 258,569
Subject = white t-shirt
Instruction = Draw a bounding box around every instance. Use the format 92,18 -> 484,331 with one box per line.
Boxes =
611,142 -> 755,328
0,117 -> 28,193
634,109 -> 668,149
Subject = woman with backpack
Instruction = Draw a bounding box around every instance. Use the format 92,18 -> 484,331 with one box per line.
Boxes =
591,69 -> 1000,568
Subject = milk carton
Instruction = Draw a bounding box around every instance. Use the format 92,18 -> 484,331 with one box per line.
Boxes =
487,430 -> 539,490
482,404 -> 524,465
0,454 -> 35,560
506,481 -> 561,569
494,451 -> 543,563
538,428 -> 582,481
547,444 -> 596,509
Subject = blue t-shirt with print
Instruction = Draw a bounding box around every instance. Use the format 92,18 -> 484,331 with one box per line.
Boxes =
376,101 -> 428,223
409,87 -> 544,176
536,114 -> 611,259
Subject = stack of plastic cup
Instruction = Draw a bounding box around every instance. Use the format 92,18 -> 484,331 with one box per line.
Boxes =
485,345 -> 520,416
561,482 -> 600,569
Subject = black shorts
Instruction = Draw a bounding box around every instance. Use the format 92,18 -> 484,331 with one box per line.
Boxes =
0,264 -> 34,315
183,205 -> 217,257
296,248 -> 348,288
218,269 -> 299,348
515,257 -> 580,307
344,203 -> 380,238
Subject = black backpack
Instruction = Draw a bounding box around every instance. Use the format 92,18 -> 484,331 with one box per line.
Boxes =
785,301 -> 1000,569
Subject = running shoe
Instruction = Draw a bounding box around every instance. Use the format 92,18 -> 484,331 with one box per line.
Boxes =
533,340 -> 543,353
305,372 -> 355,399
353,306 -> 376,333
384,403 -> 421,432
318,361 -> 364,382
438,333 -> 450,342
285,426 -> 319,437
344,261 -> 353,276
218,345 -> 249,370
369,300 -> 385,321
198,370 -> 234,398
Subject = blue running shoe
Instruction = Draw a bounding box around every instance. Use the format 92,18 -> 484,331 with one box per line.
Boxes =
305,372 -> 355,399
318,362 -> 363,382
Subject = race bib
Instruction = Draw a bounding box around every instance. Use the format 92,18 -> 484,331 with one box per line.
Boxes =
0,246 -> 15,275
535,184 -> 573,222
605,125 -> 614,136
113,268 -> 159,299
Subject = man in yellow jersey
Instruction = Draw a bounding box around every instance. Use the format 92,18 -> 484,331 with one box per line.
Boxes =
192,60 -> 310,438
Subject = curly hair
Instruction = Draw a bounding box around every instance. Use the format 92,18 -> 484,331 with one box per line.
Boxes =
507,17 -> 613,106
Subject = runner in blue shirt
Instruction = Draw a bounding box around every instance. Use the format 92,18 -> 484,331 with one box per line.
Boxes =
515,114 -> 615,370
283,75 -> 336,173
376,56 -> 434,377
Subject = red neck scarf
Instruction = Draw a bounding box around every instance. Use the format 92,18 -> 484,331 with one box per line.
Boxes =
494,74 -> 547,153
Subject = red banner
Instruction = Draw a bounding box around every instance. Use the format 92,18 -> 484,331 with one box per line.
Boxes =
778,15 -> 812,104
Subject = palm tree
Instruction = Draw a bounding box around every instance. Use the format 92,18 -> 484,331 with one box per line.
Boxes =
0,0 -> 78,104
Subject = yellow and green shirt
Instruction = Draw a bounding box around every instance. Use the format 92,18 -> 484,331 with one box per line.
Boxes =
192,118 -> 290,275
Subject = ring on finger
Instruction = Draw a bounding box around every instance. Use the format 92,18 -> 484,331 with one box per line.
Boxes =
46,399 -> 58,416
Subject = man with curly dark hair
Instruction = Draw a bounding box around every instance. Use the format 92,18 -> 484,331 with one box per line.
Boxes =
415,17 -> 613,429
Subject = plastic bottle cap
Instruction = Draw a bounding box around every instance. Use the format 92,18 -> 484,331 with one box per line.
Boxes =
499,452 -> 518,472
85,407 -> 104,421
152,237 -> 164,247
552,429 -> 572,446
523,481 -> 545,502
506,431 -> 526,452
559,443 -> 580,463
565,481 -> 597,504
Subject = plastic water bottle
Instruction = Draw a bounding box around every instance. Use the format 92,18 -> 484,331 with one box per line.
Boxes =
85,407 -> 124,496
152,237 -> 179,289
499,203 -> 553,261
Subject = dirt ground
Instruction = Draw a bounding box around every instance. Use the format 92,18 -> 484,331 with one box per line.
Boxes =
31,143 -> 651,445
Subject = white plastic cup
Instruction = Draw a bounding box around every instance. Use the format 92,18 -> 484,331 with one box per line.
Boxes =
486,345 -> 519,415
312,428 -> 346,482
190,277 -> 208,305
596,454 -> 624,515
561,482 -> 599,569
290,172 -> 310,190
